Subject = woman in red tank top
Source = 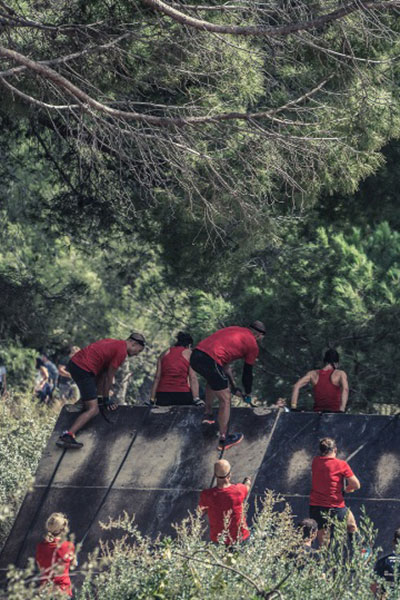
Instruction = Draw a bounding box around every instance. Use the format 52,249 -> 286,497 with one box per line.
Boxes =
150,332 -> 202,406
291,349 -> 349,413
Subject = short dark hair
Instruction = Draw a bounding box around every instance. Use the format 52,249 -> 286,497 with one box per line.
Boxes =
249,320 -> 266,335
394,528 -> 400,544
175,332 -> 193,347
299,518 -> 318,539
319,437 -> 336,456
323,348 -> 339,365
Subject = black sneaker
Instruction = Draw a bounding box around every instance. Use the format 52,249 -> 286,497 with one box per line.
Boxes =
202,413 -> 215,425
56,433 -> 83,449
218,432 -> 244,451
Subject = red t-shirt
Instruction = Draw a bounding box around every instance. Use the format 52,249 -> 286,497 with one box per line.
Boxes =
36,539 -> 74,596
196,326 -> 259,367
157,346 -> 191,393
310,456 -> 354,508
199,483 -> 250,544
71,338 -> 127,375
313,369 -> 341,412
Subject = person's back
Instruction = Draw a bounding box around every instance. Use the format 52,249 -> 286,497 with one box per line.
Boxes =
199,459 -> 250,545
158,346 -> 191,393
196,326 -> 259,366
71,338 -> 128,375
35,513 -> 75,597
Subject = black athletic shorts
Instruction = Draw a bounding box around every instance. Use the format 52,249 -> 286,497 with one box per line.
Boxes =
190,349 -> 229,391
156,391 -> 194,406
309,505 -> 348,530
68,360 -> 97,402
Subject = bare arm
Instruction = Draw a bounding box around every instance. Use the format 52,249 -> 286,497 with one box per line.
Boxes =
96,365 -> 117,397
149,355 -> 163,403
58,364 -> 71,378
339,371 -> 349,412
242,476 -> 251,492
291,372 -> 313,408
188,366 -> 200,399
345,474 -> 360,493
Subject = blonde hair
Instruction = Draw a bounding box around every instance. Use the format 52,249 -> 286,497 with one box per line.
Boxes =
44,513 -> 69,542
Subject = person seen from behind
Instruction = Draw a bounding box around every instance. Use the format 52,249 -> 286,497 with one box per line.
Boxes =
190,321 -> 266,450
149,332 -> 202,406
35,512 -> 76,597
199,459 -> 251,546
291,349 -> 349,412
57,333 -> 145,449
35,361 -> 52,404
309,437 -> 360,547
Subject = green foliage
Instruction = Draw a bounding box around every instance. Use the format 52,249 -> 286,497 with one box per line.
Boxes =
0,393 -> 57,546
3,493 -> 397,600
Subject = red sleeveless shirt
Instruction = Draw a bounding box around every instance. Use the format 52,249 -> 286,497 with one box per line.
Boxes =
157,346 -> 191,393
313,369 -> 341,412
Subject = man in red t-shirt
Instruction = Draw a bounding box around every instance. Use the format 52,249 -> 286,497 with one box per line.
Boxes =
291,349 -> 349,413
190,321 -> 266,450
309,437 -> 360,546
199,459 -> 251,545
56,333 -> 145,449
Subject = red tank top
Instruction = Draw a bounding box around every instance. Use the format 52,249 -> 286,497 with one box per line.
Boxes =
157,346 -> 191,393
313,369 -> 341,412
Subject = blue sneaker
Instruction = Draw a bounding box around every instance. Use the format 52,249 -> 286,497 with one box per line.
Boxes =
218,433 -> 244,451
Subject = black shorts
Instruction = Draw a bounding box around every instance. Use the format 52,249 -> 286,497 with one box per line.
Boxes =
156,392 -> 194,406
190,349 -> 228,391
309,505 -> 348,530
68,361 -> 97,402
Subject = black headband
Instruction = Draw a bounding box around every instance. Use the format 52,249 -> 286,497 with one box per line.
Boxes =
215,470 -> 231,479
130,336 -> 145,347
250,325 -> 266,334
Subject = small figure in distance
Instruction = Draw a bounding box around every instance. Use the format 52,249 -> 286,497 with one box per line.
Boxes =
34,361 -> 52,405
198,458 -> 251,546
56,333 -> 145,449
291,348 -> 349,413
270,397 -> 290,412
190,321 -> 266,450
309,437 -> 360,547
40,350 -> 59,396
372,528 -> 400,597
149,331 -> 202,407
0,357 -> 7,398
35,512 -> 76,597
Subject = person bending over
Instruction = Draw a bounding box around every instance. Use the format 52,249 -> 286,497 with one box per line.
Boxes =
149,331 -> 201,406
291,349 -> 349,413
309,437 -> 360,547
36,512 -> 76,597
199,459 -> 251,546
57,333 -> 145,449
190,321 -> 266,450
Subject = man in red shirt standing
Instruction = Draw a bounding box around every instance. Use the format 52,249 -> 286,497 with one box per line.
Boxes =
290,349 -> 349,413
190,321 -> 266,450
199,459 -> 251,546
56,333 -> 145,449
309,437 -> 360,546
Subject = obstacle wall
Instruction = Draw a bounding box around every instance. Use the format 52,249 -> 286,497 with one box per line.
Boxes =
0,406 -> 399,570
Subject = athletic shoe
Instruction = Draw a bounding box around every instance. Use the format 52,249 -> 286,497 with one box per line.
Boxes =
56,433 -> 83,449
202,413 -> 215,425
193,397 -> 205,407
218,432 -> 244,451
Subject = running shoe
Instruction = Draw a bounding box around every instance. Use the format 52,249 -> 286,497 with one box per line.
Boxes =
218,432 -> 244,451
202,413 -> 215,425
56,433 -> 83,449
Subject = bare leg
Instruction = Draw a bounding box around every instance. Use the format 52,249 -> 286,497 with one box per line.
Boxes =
69,399 -> 99,435
205,385 -> 214,414
215,387 -> 231,437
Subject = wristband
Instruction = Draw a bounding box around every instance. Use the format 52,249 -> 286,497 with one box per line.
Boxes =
291,407 -> 301,412
243,477 -> 251,484
193,397 -> 205,406
243,395 -> 252,404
